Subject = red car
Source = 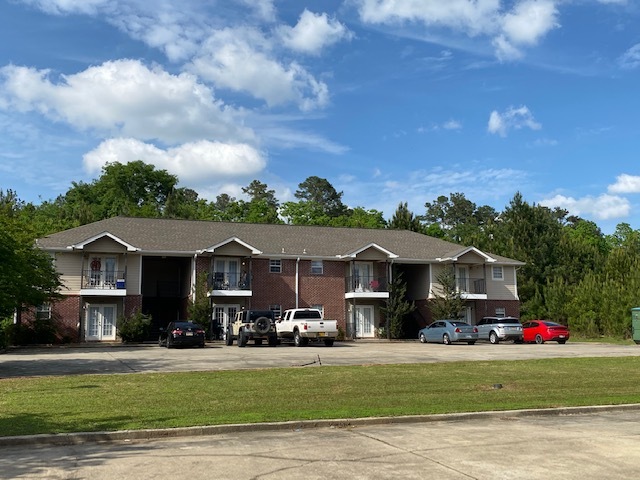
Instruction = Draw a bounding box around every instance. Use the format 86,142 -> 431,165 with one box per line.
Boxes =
522,320 -> 570,344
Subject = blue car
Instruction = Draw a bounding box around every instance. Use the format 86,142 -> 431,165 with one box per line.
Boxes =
419,320 -> 478,345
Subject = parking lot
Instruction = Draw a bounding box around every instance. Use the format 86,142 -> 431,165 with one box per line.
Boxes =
2,340 -> 640,378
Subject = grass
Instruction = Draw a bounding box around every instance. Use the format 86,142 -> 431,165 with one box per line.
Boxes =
2,357 -> 640,437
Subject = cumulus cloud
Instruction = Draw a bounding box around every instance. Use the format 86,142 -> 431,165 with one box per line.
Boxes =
540,194 -> 630,220
619,44 -> 640,69
83,138 -> 266,184
0,60 -> 254,145
277,9 -> 353,55
19,0 -> 110,15
608,174 -> 640,194
355,0 -> 559,61
487,106 -> 541,137
189,27 -> 329,111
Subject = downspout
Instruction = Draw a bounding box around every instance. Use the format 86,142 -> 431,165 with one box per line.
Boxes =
295,257 -> 300,308
192,253 -> 198,303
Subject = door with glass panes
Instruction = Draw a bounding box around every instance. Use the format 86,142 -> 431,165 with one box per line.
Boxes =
214,304 -> 238,340
355,305 -> 375,338
86,304 -> 116,341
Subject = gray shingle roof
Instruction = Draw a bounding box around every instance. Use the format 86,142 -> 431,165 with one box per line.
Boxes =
36,216 -> 524,265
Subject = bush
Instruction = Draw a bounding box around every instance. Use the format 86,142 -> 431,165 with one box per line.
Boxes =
117,310 -> 152,343
0,318 -> 11,350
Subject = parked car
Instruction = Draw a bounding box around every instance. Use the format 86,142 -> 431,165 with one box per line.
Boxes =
418,320 -> 478,345
476,316 -> 523,344
159,321 -> 206,348
522,320 -> 570,344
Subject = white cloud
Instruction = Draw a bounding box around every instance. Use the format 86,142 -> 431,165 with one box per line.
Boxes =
355,0 -> 559,61
0,60 -> 254,145
19,0 -> 110,15
443,119 -> 462,130
619,44 -> 640,69
608,174 -> 640,194
487,106 -> 541,137
277,9 -> 353,55
83,138 -> 266,185
190,27 -> 329,111
540,194 -> 630,220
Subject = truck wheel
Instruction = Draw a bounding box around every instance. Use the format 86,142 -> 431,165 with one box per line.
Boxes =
238,330 -> 247,347
254,316 -> 271,335
294,329 -> 304,347
225,328 -> 233,346
324,339 -> 334,347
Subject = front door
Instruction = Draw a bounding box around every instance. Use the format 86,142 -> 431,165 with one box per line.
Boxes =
86,304 -> 117,341
355,305 -> 375,338
214,304 -> 239,339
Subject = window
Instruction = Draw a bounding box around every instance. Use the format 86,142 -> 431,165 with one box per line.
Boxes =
311,304 -> 324,316
495,307 -> 506,317
269,259 -> 281,273
311,260 -> 323,275
36,303 -> 51,321
269,304 -> 282,319
492,266 -> 504,281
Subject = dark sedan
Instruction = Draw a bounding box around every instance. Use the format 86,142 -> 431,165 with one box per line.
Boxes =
159,321 -> 206,348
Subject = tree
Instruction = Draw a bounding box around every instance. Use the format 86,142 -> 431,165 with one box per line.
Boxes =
294,176 -> 348,218
388,202 -> 423,232
428,267 -> 466,320
380,271 -> 415,339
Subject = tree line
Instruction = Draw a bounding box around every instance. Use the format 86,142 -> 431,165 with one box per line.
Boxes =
2,160 -> 640,339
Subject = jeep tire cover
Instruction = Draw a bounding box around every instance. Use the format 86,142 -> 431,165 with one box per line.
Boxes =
254,316 -> 271,335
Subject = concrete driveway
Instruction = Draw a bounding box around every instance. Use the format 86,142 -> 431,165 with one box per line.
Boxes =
1,340 -> 640,378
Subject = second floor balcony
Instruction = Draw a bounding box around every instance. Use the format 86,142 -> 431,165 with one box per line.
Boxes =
456,277 -> 487,299
81,270 -> 126,295
207,270 -> 252,297
345,275 -> 389,299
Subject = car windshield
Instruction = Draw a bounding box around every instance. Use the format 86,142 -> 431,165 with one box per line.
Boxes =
173,322 -> 196,329
450,322 -> 471,327
543,321 -> 562,327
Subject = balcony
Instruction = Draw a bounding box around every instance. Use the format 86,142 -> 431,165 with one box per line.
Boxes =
345,275 -> 389,299
207,270 -> 252,297
81,270 -> 127,296
456,277 -> 487,299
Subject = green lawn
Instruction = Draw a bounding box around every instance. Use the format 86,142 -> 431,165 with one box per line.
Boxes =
2,356 -> 640,437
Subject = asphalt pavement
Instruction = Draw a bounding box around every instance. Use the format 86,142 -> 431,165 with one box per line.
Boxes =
2,341 -> 640,479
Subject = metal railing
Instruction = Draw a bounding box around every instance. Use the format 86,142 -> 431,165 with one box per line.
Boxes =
82,270 -> 126,289
456,277 -> 486,294
345,275 -> 388,293
208,271 -> 251,291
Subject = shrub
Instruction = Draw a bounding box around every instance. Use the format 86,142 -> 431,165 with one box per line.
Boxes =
117,310 -> 152,343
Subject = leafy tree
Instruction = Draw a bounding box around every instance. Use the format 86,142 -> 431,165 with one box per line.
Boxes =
388,202 -> 423,232
330,207 -> 387,228
294,176 -> 348,218
428,266 -> 466,320
188,273 -> 213,335
380,271 -> 415,339
164,187 -> 211,220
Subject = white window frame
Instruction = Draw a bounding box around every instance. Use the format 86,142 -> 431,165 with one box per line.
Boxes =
36,303 -> 52,321
269,259 -> 282,273
492,266 -> 504,281
311,304 -> 324,316
311,260 -> 324,275
495,307 -> 506,317
269,304 -> 282,319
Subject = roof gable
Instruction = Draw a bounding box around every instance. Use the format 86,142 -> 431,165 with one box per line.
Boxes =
67,232 -> 140,252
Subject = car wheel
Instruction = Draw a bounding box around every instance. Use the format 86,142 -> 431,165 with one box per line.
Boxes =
158,337 -> 163,347
535,334 -> 544,344
254,316 -> 271,335
238,330 -> 247,347
324,339 -> 334,347
419,332 -> 427,344
294,329 -> 304,347
443,333 -> 451,345
489,331 -> 499,344
558,339 -> 567,344
166,337 -> 172,349
225,328 -> 233,346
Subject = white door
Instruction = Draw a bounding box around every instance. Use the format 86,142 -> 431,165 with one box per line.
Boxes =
214,304 -> 239,338
355,305 -> 375,338
354,262 -> 373,292
86,304 -> 117,341
456,266 -> 469,293
214,259 -> 240,289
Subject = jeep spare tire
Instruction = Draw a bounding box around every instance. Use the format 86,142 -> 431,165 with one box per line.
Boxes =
254,316 -> 271,335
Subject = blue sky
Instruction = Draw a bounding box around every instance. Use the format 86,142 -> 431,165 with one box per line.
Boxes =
1,0 -> 639,234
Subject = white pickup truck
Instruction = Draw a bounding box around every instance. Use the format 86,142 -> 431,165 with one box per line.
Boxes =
276,308 -> 338,347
